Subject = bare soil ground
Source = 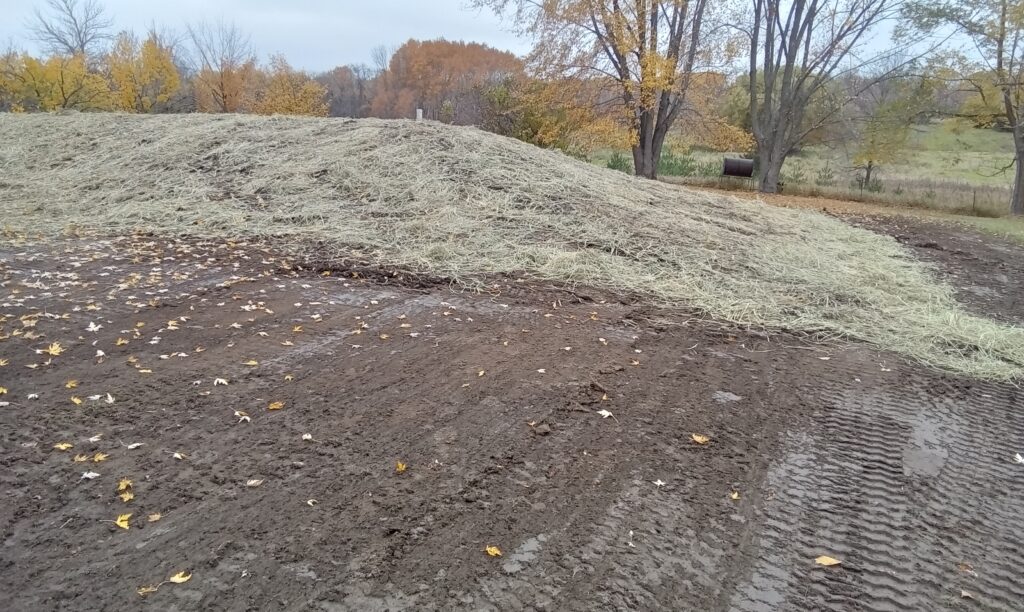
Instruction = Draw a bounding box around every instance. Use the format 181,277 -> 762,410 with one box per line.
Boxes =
1,217 -> 1022,611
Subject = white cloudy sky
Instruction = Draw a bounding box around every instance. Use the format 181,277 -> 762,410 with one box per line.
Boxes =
0,0 -> 532,72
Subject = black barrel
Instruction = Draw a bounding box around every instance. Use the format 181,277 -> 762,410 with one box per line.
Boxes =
722,158 -> 754,178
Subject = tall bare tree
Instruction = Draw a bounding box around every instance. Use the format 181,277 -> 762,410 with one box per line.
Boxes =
29,0 -> 113,57
748,0 -> 903,192
905,1 -> 1024,215
476,0 -> 733,179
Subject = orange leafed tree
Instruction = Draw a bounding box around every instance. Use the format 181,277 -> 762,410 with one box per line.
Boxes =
475,0 -> 738,178
372,39 -> 523,123
188,21 -> 257,113
252,55 -> 328,116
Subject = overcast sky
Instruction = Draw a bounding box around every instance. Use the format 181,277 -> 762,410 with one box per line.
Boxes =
0,0 -> 532,72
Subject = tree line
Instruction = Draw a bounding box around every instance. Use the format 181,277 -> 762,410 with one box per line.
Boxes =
3,0 -> 1024,215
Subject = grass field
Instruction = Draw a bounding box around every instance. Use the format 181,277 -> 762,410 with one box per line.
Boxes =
596,120 -> 1019,217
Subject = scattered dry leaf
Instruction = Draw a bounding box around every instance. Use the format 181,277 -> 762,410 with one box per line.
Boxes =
54,442 -> 73,451
73,454 -> 89,462
691,434 -> 710,445
730,491 -> 740,501
396,461 -> 407,474
242,359 -> 259,366
148,513 -> 162,522
268,401 -> 285,411
485,546 -> 502,557
137,585 -> 160,596
118,478 -> 133,492
119,490 -> 134,503
42,342 -> 63,356
93,452 -> 109,462
114,513 -> 132,530
815,555 -> 842,567
70,396 -> 83,405
246,479 -> 264,488
65,380 -> 79,389
168,571 -> 191,584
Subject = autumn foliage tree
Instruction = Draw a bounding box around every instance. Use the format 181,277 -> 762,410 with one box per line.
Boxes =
476,0 -> 732,179
371,39 -> 522,124
106,32 -> 180,112
252,55 -> 328,116
905,0 -> 1024,215
8,53 -> 110,111
188,21 -> 257,113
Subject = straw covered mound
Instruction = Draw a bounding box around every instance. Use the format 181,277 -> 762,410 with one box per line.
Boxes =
2,112 -> 1023,379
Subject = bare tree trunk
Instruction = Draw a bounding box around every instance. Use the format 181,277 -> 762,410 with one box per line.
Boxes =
757,143 -> 786,193
1012,144 -> 1024,215
633,144 -> 657,179
864,161 -> 875,187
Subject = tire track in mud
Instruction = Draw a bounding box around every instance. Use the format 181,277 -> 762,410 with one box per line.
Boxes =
731,370 -> 1024,611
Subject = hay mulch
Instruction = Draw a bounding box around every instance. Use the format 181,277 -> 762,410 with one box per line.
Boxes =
2,112 -> 1023,380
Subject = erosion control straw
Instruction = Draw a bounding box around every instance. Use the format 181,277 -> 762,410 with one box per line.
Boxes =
2,112 -> 1023,380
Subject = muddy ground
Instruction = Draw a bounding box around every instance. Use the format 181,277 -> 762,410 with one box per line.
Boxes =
0,217 -> 1021,611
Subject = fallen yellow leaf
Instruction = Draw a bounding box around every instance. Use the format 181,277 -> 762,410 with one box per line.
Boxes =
242,359 -> 259,366
0,386 -> 7,395
268,401 -> 285,411
486,546 -> 502,557
93,452 -> 109,462
118,477 -> 133,492
71,396 -> 83,405
730,491 -> 740,501
72,454 -> 89,462
115,513 -> 132,530
147,513 -> 162,522
54,442 -> 73,451
293,325 -> 303,333
43,342 -> 63,356
0,358 -> 8,366
284,374 -> 294,382
815,555 -> 842,567
119,490 -> 134,503
168,571 -> 191,584
115,337 -> 129,346
396,461 -> 407,474
65,380 -> 79,389
136,585 -> 160,596
691,433 -> 710,445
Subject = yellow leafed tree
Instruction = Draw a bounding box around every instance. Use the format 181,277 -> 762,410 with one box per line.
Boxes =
106,32 -> 181,113
14,53 -> 111,111
475,0 -> 738,178
252,55 -> 328,116
0,51 -> 22,111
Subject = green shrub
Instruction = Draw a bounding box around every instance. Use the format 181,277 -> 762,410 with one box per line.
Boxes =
815,164 -> 836,187
607,151 -> 633,174
658,148 -> 697,176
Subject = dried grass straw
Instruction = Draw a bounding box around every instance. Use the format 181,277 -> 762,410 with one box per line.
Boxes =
2,112 -> 1023,380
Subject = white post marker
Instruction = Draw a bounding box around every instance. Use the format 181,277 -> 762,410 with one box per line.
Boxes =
416,108 -> 423,121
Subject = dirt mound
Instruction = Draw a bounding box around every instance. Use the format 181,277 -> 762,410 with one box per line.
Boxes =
1,112 -> 1023,379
